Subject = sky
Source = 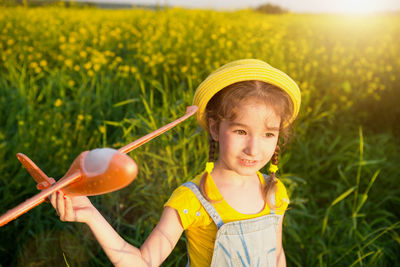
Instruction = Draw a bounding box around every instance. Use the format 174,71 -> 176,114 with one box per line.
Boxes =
77,0 -> 400,14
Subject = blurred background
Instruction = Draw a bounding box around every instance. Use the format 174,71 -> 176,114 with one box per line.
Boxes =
0,0 -> 399,266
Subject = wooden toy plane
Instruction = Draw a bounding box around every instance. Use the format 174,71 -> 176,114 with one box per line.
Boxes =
0,106 -> 198,227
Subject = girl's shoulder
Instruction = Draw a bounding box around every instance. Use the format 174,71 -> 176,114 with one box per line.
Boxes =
163,174 -> 212,229
260,173 -> 289,197
269,175 -> 290,213
165,174 -> 203,203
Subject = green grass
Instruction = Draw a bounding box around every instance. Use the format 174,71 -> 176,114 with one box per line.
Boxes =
0,6 -> 399,267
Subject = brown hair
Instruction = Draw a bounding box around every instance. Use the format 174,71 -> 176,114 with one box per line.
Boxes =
199,80 -> 294,210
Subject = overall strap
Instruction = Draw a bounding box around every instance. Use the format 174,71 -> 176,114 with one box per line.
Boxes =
262,174 -> 276,214
183,182 -> 224,229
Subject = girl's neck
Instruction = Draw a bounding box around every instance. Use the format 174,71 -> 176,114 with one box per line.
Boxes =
211,160 -> 259,187
209,160 -> 266,214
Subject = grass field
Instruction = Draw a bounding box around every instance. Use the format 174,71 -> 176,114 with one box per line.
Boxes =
0,6 -> 399,266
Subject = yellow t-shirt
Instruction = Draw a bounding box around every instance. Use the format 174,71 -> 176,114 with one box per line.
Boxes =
164,171 -> 290,266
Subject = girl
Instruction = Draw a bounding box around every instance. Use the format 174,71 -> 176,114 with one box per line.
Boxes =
50,59 -> 301,267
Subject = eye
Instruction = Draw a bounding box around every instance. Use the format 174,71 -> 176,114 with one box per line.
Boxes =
234,129 -> 247,135
265,132 -> 275,137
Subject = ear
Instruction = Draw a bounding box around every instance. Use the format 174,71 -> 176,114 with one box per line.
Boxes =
208,118 -> 219,142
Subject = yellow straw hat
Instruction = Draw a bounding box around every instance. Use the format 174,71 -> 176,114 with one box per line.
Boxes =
192,59 -> 301,130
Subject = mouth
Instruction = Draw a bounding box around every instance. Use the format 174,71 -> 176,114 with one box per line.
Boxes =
239,158 -> 258,167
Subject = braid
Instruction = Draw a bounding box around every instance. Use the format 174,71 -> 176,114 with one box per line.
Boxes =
199,135 -> 218,202
264,145 -> 280,209
272,144 -> 280,164
269,144 -> 280,180
208,135 -> 217,162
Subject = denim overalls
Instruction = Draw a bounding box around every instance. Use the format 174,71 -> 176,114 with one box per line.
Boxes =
183,174 -> 280,267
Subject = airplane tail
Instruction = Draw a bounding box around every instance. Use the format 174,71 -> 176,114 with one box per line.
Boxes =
16,153 -> 55,190
0,155 -> 80,227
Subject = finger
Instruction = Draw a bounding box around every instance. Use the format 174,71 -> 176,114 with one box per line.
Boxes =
45,178 -> 56,203
64,196 -> 75,222
49,192 -> 57,209
57,191 -> 65,220
49,192 -> 60,217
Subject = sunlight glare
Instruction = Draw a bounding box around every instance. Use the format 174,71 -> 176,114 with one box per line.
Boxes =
336,0 -> 378,14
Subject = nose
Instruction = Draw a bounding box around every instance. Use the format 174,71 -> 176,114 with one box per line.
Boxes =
243,136 -> 260,156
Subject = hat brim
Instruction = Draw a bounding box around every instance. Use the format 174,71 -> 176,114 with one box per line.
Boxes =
193,59 -> 301,130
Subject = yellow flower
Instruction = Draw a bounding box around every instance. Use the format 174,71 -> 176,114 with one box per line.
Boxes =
65,59 -> 73,68
29,62 -> 38,68
99,125 -> 106,133
105,50 -> 114,57
84,62 -> 92,70
93,64 -> 101,71
39,60 -> 47,67
181,66 -> 188,73
79,27 -> 87,35
54,99 -> 63,107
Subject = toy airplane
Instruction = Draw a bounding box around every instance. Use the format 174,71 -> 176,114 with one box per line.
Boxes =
0,106 -> 198,227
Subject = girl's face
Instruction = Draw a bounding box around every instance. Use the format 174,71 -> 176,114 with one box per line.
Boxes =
209,99 -> 281,178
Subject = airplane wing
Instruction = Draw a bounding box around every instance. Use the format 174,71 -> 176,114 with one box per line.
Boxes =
0,162 -> 82,227
118,105 -> 198,154
1,106 -> 198,227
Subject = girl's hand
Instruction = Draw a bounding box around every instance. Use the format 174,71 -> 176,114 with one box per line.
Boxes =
49,190 -> 96,224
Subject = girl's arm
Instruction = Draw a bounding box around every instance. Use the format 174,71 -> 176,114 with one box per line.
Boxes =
276,212 -> 287,267
87,205 -> 183,267
50,191 -> 184,267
